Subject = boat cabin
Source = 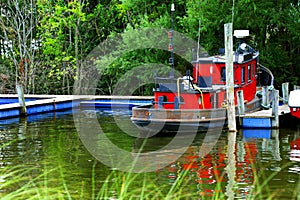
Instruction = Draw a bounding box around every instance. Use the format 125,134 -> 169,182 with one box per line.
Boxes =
153,31 -> 259,110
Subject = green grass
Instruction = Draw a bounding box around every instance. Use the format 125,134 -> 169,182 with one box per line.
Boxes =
0,137 -> 300,200
0,162 -> 210,199
0,161 -> 300,200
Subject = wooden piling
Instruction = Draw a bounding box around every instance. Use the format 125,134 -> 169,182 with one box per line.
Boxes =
16,84 -> 27,116
237,90 -> 245,127
224,23 -> 236,132
271,90 -> 279,128
282,82 -> 289,104
262,86 -> 269,108
237,90 -> 245,115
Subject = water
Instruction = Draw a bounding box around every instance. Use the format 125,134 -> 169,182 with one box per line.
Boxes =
0,110 -> 300,199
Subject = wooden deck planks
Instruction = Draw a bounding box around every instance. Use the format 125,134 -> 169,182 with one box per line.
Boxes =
243,104 -> 290,118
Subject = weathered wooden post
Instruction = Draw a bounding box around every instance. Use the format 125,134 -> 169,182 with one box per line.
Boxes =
282,82 -> 289,104
237,90 -> 245,127
16,84 -> 27,116
271,90 -> 279,128
224,23 -> 236,132
262,86 -> 269,108
237,90 -> 245,115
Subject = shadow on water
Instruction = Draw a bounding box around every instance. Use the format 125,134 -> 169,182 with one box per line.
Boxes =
0,110 -> 300,199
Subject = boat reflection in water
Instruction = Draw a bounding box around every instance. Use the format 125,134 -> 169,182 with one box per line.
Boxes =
133,129 -> 282,198
289,127 -> 300,173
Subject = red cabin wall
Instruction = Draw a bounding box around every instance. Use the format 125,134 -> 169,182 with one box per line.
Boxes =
160,58 -> 258,109
193,62 -> 214,84
154,92 -> 214,109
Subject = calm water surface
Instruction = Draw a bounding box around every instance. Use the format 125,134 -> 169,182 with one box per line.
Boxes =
0,109 -> 300,199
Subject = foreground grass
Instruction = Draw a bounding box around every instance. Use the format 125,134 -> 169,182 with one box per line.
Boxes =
0,162 -> 226,200
1,161 -> 300,200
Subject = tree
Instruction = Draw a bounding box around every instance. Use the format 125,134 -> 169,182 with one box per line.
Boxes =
0,0 -> 40,94
37,0 -> 88,94
181,0 -> 300,87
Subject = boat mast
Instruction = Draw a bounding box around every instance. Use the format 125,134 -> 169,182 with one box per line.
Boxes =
169,3 -> 175,78
197,20 -> 201,60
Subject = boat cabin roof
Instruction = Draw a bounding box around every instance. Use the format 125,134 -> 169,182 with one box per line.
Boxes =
192,51 -> 259,64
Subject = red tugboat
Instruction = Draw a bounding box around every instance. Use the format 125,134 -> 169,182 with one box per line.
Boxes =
288,90 -> 300,119
131,5 -> 273,134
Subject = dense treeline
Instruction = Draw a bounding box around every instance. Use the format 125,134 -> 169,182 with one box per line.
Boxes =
0,0 -> 299,95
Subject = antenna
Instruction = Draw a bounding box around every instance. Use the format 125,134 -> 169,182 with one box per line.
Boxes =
232,0 -> 235,25
197,20 -> 201,60
169,3 -> 175,78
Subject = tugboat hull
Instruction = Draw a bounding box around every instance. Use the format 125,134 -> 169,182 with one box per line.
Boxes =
131,105 -> 227,133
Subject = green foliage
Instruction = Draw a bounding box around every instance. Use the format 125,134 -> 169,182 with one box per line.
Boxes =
180,0 -> 300,88
1,0 -> 299,94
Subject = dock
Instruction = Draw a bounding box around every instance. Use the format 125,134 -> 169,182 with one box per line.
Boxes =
0,91 -> 296,129
240,104 -> 290,128
237,85 -> 296,129
0,95 -> 153,120
0,95 -> 79,119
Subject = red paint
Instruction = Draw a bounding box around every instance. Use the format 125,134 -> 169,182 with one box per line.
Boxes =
291,138 -> 300,150
290,108 -> 300,119
154,57 -> 258,110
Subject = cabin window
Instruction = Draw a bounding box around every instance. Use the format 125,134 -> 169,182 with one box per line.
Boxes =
179,96 -> 184,103
252,64 -> 255,78
162,95 -> 168,102
247,65 -> 251,81
241,66 -> 245,84
221,67 -> 226,82
198,96 -> 202,105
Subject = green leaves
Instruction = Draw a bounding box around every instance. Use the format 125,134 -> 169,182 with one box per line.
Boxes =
1,0 -> 299,94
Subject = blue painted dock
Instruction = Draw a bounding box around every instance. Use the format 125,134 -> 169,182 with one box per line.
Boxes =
0,95 -> 79,119
2,94 -> 291,129
0,95 -> 153,120
239,104 -> 290,128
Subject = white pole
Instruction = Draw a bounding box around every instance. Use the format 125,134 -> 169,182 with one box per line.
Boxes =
224,23 -> 236,132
